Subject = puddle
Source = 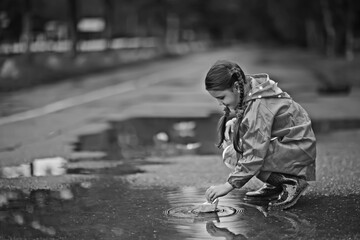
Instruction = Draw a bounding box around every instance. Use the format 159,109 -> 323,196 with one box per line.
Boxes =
0,176 -> 359,239
165,187 -> 240,223
166,205 -> 237,219
1,117 -> 360,238
0,179 -> 174,239
0,181 -> 306,239
0,157 -> 143,178
4,116 -> 360,179
74,117 -> 221,160
73,116 -> 360,162
164,187 -> 316,239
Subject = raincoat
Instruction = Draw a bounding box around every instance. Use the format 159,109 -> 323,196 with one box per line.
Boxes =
227,73 -> 316,189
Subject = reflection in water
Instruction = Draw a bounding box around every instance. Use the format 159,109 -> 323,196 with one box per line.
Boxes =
0,156 -> 67,178
0,180 -> 173,239
0,181 -> 132,239
0,183 -> 314,239
75,117 -> 219,160
166,187 -> 315,239
166,204 -> 237,221
0,181 -> 359,239
206,221 -> 247,240
0,186 -> 79,237
0,157 -> 138,179
205,209 -> 316,240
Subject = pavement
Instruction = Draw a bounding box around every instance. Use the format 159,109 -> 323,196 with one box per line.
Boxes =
1,44 -> 360,239
0,44 -> 360,182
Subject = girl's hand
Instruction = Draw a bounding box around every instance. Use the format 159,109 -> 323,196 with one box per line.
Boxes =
224,118 -> 236,142
206,182 -> 234,202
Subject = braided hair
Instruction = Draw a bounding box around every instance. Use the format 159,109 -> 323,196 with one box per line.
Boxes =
205,60 -> 247,153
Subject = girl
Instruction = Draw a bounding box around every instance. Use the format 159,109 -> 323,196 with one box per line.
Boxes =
204,60 -> 316,210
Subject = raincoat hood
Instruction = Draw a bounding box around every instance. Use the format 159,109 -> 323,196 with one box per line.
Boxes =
244,74 -> 288,102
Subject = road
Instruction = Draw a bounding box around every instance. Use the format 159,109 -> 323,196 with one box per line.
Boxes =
0,44 -> 359,239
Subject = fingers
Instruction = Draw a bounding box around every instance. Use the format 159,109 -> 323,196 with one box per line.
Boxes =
205,187 -> 212,202
206,186 -> 217,202
206,187 -> 213,202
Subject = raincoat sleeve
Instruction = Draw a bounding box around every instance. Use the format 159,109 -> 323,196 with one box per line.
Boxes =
227,101 -> 274,188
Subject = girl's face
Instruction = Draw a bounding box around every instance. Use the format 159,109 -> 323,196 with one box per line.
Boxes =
208,87 -> 240,110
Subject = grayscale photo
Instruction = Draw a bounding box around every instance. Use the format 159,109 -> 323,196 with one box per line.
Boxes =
0,0 -> 359,239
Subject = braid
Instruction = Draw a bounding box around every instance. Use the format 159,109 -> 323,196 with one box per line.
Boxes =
232,69 -> 247,154
216,106 -> 230,148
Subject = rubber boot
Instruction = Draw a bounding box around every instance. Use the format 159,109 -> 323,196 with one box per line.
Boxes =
267,173 -> 309,210
245,183 -> 283,201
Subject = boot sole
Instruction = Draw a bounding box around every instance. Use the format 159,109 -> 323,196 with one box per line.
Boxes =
244,194 -> 280,202
270,183 -> 309,210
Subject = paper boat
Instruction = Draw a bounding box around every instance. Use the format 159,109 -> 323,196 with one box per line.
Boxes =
195,199 -> 219,213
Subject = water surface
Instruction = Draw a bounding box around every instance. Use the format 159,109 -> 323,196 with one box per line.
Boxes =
1,178 -> 359,239
1,117 -> 360,239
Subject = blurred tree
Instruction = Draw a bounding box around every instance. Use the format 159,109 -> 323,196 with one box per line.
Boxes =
67,0 -> 79,57
140,0 -> 166,37
199,0 -> 242,41
317,0 -> 358,59
21,0 -> 33,60
266,0 -> 308,45
104,0 -> 114,49
321,0 -> 336,57
0,0 -> 359,59
344,0 -> 355,61
0,0 -> 23,43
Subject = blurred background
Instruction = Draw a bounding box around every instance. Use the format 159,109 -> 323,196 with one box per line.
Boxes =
0,0 -> 359,92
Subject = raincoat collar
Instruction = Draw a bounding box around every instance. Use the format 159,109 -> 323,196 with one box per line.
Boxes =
244,73 -> 289,102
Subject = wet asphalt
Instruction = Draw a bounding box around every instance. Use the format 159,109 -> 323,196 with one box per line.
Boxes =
0,45 -> 360,239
